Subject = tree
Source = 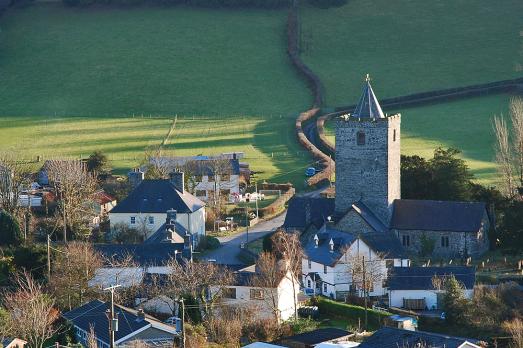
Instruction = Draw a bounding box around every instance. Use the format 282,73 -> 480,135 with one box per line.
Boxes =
0,152 -> 31,222
0,210 -> 22,246
2,272 -> 61,348
86,151 -> 110,174
440,275 -> 469,325
492,97 -> 523,197
271,229 -> 302,320
498,199 -> 523,251
48,242 -> 103,310
430,147 -> 473,201
504,318 -> 523,348
250,251 -> 285,321
46,159 -> 98,242
400,155 -> 432,199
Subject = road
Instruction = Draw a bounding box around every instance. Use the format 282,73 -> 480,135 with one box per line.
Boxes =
202,212 -> 288,265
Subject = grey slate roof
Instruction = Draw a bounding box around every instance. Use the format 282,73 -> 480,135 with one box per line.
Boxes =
279,328 -> 351,346
351,201 -> 387,233
283,197 -> 335,230
95,243 -> 184,266
388,266 -> 476,291
303,226 -> 356,267
63,300 -> 173,345
391,199 -> 487,232
358,327 -> 480,348
110,180 -> 204,214
352,77 -> 385,119
359,232 -> 407,259
144,221 -> 188,244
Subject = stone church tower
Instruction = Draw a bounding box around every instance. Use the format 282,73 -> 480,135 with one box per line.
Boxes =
335,75 -> 401,225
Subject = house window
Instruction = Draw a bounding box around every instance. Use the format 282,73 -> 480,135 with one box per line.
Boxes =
308,260 -> 311,269
402,235 -> 410,247
148,216 -> 154,225
324,265 -> 327,274
222,287 -> 236,299
250,289 -> 264,300
220,174 -> 230,182
195,190 -> 206,197
441,236 -> 450,248
393,129 -> 397,142
208,175 -> 215,182
307,280 -> 311,288
194,175 -> 202,182
323,283 -> 328,293
130,216 -> 136,225
357,131 -> 365,146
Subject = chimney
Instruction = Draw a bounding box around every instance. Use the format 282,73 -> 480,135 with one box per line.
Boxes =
166,209 -> 177,225
183,232 -> 193,262
128,168 -> 144,189
137,308 -> 145,321
169,171 -> 184,192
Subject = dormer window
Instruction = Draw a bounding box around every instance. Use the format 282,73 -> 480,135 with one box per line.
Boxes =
357,131 -> 365,146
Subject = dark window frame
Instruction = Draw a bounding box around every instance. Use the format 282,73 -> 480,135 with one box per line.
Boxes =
357,131 -> 366,146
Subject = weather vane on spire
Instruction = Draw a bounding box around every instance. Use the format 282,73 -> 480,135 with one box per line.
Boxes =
365,73 -> 371,82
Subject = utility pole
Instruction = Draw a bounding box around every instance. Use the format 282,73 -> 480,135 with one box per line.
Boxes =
179,298 -> 185,348
255,180 -> 259,219
47,234 -> 51,280
245,201 -> 249,244
104,284 -> 121,348
362,255 -> 368,331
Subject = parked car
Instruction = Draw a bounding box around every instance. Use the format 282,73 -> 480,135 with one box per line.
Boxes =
305,167 -> 317,177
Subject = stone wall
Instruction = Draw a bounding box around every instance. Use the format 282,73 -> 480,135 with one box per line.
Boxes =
393,215 -> 489,258
335,210 -> 375,234
334,114 -> 401,225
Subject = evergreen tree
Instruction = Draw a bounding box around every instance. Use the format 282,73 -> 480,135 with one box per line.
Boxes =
429,147 -> 473,201
441,275 -> 469,325
0,210 -> 22,247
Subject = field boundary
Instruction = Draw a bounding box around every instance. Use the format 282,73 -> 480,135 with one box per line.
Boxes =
288,1 -> 333,186
315,78 -> 523,158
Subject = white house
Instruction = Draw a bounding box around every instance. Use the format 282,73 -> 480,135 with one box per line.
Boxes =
302,225 -> 409,299
388,266 -> 476,310
211,264 -> 299,322
109,172 -> 206,245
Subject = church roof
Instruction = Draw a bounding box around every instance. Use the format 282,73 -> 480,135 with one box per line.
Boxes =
352,75 -> 385,119
283,197 -> 335,230
391,199 -> 487,232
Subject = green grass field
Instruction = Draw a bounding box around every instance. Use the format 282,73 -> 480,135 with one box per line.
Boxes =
0,3 -> 314,185
301,0 -> 523,106
325,93 -> 517,184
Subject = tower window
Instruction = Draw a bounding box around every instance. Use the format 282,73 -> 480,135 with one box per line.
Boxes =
393,129 -> 397,142
357,131 -> 365,146
402,235 -> 410,247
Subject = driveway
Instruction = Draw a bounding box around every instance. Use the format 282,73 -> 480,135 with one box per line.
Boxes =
202,211 -> 287,265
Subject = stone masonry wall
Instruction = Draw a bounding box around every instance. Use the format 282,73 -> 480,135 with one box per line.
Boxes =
335,114 -> 401,225
393,215 -> 489,258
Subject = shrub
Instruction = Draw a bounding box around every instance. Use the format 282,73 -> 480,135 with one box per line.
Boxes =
0,210 -> 22,247
198,236 -> 220,251
111,222 -> 143,243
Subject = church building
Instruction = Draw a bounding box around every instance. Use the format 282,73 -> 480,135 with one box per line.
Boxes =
285,76 -> 490,259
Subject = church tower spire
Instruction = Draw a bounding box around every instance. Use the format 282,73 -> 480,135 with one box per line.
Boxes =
353,74 -> 385,119
335,75 -> 401,225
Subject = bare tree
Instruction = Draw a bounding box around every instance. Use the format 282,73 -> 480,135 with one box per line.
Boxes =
271,229 -> 302,320
87,325 -> 98,348
154,259 -> 232,318
250,251 -> 285,321
0,152 -> 31,222
504,318 -> 523,348
2,272 -> 61,348
46,159 -> 98,242
207,158 -> 232,215
48,241 -> 103,310
492,97 -> 523,196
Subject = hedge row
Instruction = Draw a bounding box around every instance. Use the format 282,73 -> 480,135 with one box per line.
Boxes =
63,0 -> 290,8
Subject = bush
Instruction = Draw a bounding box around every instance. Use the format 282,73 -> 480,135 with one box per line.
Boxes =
111,222 -> 143,243
308,0 -> 347,8
198,236 -> 220,251
0,211 -> 22,247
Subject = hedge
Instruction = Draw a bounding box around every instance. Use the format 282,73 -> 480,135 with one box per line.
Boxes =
313,297 -> 391,331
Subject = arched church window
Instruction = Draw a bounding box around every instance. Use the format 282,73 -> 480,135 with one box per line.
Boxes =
357,131 -> 365,145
